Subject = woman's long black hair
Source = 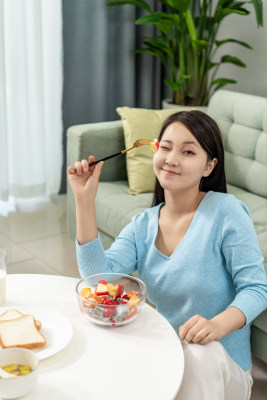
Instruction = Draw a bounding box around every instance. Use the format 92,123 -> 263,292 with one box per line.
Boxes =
152,110 -> 227,207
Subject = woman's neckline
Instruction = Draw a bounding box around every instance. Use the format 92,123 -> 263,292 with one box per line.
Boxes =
154,191 -> 212,259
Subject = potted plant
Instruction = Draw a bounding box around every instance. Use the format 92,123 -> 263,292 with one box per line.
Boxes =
106,0 -> 263,107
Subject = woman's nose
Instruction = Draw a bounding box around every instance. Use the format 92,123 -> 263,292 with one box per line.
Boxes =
165,154 -> 179,167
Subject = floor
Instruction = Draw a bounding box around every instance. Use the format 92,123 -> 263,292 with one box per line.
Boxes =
0,194 -> 266,399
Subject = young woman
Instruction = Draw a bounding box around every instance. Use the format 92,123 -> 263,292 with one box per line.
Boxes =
67,111 -> 267,400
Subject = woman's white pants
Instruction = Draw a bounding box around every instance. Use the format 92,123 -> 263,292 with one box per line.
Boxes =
176,341 -> 253,400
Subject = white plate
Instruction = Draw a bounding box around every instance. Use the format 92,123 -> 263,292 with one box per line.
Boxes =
0,306 -> 73,360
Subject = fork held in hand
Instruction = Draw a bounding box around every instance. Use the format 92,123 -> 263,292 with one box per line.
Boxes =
88,139 -> 159,166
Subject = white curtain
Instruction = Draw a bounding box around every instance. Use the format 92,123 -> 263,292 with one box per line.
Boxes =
0,0 -> 62,202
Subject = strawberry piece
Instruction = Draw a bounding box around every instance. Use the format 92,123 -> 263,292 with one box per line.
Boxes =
95,291 -> 109,296
117,284 -> 124,297
103,300 -> 118,305
122,294 -> 130,300
104,308 -> 115,318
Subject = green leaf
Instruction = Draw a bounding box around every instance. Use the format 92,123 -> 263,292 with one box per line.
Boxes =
221,55 -> 246,67
193,39 -> 211,49
215,38 -> 252,49
136,12 -> 180,26
219,0 -> 235,6
187,92 -> 195,98
165,0 -> 192,11
133,48 -> 166,64
251,0 -> 263,26
156,20 -> 174,36
185,9 -> 197,46
180,73 -> 191,79
211,78 -> 237,91
215,7 -> 249,22
212,78 -> 237,85
164,79 -> 184,91
106,0 -> 151,12
144,38 -> 171,54
208,61 -> 219,70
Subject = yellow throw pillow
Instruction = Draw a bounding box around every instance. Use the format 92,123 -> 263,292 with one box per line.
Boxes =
116,107 -> 186,194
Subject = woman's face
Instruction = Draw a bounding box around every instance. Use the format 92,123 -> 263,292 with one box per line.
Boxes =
153,122 -> 216,193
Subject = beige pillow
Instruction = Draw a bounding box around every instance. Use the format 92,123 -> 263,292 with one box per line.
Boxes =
116,107 -> 184,194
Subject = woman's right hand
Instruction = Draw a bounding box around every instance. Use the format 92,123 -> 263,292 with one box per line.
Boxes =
67,156 -> 104,203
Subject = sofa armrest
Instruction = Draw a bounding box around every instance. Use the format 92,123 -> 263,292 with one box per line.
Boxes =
67,120 -> 126,182
66,120 -> 127,238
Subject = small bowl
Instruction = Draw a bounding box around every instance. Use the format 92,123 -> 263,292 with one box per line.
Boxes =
76,273 -> 147,327
0,348 -> 39,399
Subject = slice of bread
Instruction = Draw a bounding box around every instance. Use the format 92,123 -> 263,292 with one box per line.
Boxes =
0,309 -> 24,320
0,309 -> 42,330
0,314 -> 46,349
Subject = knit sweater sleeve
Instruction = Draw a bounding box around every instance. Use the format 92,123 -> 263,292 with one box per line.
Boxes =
76,221 -> 137,278
221,196 -> 267,324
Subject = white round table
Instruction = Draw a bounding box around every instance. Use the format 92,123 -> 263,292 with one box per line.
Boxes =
3,274 -> 184,400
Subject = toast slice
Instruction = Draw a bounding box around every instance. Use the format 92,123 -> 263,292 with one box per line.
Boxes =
0,309 -> 42,330
0,314 -> 46,349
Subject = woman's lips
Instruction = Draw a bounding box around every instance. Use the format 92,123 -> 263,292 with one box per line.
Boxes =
162,168 -> 180,175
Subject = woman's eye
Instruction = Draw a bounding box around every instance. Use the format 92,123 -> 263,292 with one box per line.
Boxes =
183,150 -> 195,155
160,146 -> 170,150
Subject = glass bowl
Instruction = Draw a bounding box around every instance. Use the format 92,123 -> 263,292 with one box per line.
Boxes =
76,273 -> 147,327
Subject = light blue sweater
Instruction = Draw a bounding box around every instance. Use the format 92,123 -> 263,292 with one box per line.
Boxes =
76,191 -> 267,371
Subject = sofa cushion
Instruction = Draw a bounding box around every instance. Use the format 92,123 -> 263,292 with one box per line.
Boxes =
116,107 -> 188,195
227,183 -> 267,334
96,181 -> 153,238
227,184 -> 267,268
208,90 -> 267,198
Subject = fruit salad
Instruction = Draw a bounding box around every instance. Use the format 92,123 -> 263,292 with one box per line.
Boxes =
80,280 -> 141,325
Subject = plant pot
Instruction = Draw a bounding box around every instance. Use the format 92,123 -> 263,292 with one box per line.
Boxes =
162,99 -> 208,113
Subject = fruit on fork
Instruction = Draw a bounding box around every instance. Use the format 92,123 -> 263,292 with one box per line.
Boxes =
88,138 -> 160,166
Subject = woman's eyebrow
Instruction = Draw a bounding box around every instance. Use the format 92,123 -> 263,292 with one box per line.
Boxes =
182,140 -> 200,148
161,139 -> 199,148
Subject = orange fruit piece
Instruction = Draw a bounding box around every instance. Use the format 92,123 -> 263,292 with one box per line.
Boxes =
81,287 -> 92,298
125,309 -> 138,320
126,291 -> 138,298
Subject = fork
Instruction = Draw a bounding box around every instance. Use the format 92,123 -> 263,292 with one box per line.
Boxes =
88,139 -> 159,166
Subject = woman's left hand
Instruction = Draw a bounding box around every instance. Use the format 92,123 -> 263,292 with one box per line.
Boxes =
179,314 -> 224,345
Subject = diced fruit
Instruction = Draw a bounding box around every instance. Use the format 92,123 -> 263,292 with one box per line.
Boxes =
128,295 -> 139,303
96,291 -> 109,296
150,139 -> 159,153
125,309 -> 138,320
92,294 -> 105,304
81,280 -> 142,324
126,291 -> 138,298
103,300 -> 118,305
96,282 -> 108,295
117,284 -> 124,297
81,287 -> 92,298
128,295 -> 140,309
104,308 -> 115,318
106,283 -> 118,298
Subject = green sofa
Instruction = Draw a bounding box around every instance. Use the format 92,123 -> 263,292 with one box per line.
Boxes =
67,89 -> 267,364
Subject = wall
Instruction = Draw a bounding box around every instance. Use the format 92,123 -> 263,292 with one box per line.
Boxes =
214,2 -> 267,98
